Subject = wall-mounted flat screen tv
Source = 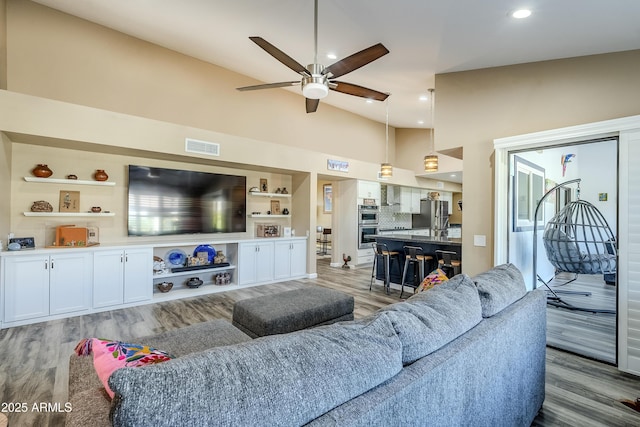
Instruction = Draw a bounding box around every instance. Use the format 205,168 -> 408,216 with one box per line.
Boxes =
128,165 -> 246,236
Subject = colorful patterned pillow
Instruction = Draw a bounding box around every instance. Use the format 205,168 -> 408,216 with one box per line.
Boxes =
415,268 -> 449,293
74,338 -> 174,399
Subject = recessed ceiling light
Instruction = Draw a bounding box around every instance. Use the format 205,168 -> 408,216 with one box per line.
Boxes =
366,99 -> 373,104
417,120 -> 425,125
450,174 -> 457,178
512,9 -> 532,19
327,52 -> 337,60
419,95 -> 429,101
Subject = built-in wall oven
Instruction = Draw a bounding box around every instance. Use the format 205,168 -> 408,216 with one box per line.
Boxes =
358,205 -> 380,224
358,205 -> 380,249
358,224 -> 380,249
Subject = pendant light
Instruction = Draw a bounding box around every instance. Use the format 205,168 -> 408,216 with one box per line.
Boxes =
380,95 -> 393,177
424,88 -> 438,172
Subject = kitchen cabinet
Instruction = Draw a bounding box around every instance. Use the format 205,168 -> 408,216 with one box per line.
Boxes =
93,248 -> 152,308
396,187 -> 422,213
3,252 -> 92,323
274,239 -> 307,280
440,192 -> 453,215
237,241 -> 274,285
358,181 -> 381,202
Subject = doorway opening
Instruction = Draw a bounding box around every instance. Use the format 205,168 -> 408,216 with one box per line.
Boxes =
507,138 -> 618,364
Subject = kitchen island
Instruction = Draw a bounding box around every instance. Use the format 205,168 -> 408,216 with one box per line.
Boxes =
371,234 -> 462,289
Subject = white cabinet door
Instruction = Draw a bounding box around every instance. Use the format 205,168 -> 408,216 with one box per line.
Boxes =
441,191 -> 453,215
358,181 -> 381,202
289,240 -> 307,277
93,250 -> 125,308
49,252 -> 92,315
3,255 -> 50,322
238,242 -> 274,285
274,241 -> 293,280
411,189 -> 422,213
238,243 -> 258,285
274,240 -> 307,279
254,242 -> 275,283
397,187 -> 416,213
123,248 -> 152,303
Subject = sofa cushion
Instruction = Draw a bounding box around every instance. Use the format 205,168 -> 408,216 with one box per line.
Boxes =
415,268 -> 449,293
73,338 -> 174,399
472,263 -> 527,317
109,314 -> 403,427
379,274 -> 483,365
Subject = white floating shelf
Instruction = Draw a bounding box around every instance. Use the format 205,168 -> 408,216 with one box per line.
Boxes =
248,191 -> 291,198
23,212 -> 116,217
249,214 -> 290,218
24,177 -> 116,186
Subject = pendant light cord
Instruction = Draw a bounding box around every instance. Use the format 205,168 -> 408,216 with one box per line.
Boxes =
385,96 -> 390,163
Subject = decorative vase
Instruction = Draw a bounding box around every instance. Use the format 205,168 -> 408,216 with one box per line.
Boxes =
67,174 -> 78,180
186,277 -> 203,288
91,206 -> 102,213
281,187 -> 288,194
157,282 -> 173,293
94,169 -> 109,181
32,164 -> 53,178
31,200 -> 53,212
282,208 -> 289,215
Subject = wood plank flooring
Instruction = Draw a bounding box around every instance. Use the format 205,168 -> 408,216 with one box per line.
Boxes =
545,273 -> 617,364
0,259 -> 638,426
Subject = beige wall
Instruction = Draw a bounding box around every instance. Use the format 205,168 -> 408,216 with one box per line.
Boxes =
0,132 -> 11,245
6,0 -> 390,165
436,49 -> 640,275
11,143 -> 295,247
0,0 -> 6,90
395,128 -> 462,174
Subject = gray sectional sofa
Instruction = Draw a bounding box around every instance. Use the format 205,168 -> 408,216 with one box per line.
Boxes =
66,263 -> 546,426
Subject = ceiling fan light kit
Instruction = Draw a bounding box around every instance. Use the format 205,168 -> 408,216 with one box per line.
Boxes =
236,0 -> 389,113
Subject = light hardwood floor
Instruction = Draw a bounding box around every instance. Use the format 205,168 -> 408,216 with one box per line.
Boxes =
545,273 -> 617,364
0,259 -> 638,426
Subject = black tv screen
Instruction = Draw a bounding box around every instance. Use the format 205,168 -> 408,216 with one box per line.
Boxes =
127,165 -> 246,236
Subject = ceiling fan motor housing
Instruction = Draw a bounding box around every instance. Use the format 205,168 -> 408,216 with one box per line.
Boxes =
302,63 -> 329,99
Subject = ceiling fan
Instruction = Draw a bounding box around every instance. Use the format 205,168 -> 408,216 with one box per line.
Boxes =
236,0 -> 390,113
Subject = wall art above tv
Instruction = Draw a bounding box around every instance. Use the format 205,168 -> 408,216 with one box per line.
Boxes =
127,165 -> 246,236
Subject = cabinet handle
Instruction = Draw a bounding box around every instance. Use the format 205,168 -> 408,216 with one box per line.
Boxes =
51,260 -> 54,269
45,260 -> 48,270
121,255 -> 124,263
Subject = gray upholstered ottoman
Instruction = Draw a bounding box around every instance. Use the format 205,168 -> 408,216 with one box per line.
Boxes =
232,287 -> 355,338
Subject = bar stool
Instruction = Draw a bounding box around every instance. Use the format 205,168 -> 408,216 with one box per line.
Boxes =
435,250 -> 462,278
370,243 -> 401,294
400,246 -> 433,298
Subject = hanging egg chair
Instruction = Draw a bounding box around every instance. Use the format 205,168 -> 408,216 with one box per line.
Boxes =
543,199 -> 617,276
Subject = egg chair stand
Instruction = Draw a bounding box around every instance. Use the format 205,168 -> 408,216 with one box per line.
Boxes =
533,179 -> 616,315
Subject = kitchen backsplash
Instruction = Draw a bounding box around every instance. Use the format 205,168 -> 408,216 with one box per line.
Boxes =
379,206 -> 412,230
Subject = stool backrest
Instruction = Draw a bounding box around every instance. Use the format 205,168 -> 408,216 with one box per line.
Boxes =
375,243 -> 391,256
435,250 -> 459,267
403,245 -> 424,260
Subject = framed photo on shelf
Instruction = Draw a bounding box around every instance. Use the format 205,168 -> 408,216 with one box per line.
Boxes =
270,200 -> 281,214
260,178 -> 268,192
59,190 -> 80,212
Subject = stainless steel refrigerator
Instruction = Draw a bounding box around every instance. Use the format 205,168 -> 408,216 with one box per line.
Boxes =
412,200 -> 449,235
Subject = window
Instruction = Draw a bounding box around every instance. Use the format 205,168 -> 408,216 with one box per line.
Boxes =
513,156 -> 545,231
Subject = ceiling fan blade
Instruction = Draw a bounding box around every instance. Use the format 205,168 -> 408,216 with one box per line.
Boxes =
306,98 -> 320,113
323,43 -> 389,79
249,36 -> 310,76
236,81 -> 300,91
330,81 -> 389,101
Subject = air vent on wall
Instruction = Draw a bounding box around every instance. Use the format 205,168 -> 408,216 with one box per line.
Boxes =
185,138 -> 220,156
